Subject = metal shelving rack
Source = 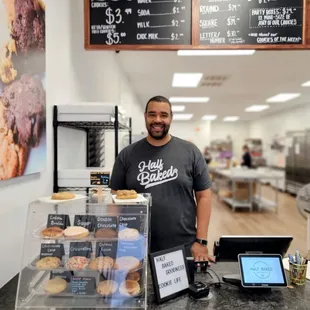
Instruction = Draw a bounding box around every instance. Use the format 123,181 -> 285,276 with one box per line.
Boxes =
53,105 -> 132,193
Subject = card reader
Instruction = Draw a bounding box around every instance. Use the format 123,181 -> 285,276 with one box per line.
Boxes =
188,281 -> 210,299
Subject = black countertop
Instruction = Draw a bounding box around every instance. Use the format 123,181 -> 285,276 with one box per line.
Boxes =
2,262 -> 309,309
148,262 -> 310,310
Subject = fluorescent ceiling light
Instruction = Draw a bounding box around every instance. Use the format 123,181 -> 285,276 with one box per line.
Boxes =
223,116 -> 239,122
172,73 -> 203,88
245,105 -> 270,112
172,105 -> 185,112
173,114 -> 193,121
177,50 -> 256,56
266,93 -> 301,103
169,97 -> 209,103
202,114 -> 217,120
302,80 -> 310,87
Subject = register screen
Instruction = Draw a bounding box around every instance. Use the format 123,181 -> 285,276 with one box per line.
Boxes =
240,256 -> 285,284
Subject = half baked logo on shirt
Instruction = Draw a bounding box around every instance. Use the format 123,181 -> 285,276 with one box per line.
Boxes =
137,159 -> 178,189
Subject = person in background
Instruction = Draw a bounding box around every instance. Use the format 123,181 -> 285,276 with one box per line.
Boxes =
110,95 -> 214,263
241,145 -> 252,168
203,147 -> 212,165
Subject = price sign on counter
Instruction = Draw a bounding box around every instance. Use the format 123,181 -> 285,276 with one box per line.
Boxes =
88,0 -> 192,47
90,172 -> 110,186
149,246 -> 190,304
199,0 -> 303,46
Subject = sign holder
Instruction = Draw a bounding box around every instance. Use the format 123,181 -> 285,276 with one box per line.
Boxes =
149,245 -> 191,304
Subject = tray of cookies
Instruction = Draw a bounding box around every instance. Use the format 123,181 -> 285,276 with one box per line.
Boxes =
36,192 -> 87,203
112,190 -> 148,203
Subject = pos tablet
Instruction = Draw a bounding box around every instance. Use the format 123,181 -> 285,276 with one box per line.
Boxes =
238,254 -> 287,288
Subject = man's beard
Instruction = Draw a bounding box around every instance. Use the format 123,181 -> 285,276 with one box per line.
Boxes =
147,123 -> 170,140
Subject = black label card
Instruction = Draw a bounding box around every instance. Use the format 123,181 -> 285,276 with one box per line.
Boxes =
95,216 -> 118,231
69,242 -> 93,258
50,271 -> 72,283
74,215 -> 95,232
71,277 -> 96,295
47,214 -> 70,229
119,215 -> 142,231
90,172 -> 110,186
40,244 -> 65,259
96,241 -> 118,259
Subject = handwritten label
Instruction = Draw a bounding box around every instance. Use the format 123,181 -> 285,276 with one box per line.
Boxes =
40,244 -> 65,259
69,242 -> 93,258
47,214 -> 70,229
95,216 -> 118,231
89,0 -> 192,46
50,271 -> 72,283
199,0 -> 303,45
119,215 -> 142,231
96,241 -> 118,259
90,172 -> 110,186
153,249 -> 189,299
74,215 -> 95,232
71,277 -> 96,295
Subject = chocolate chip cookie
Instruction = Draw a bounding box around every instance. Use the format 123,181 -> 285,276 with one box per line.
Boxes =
2,74 -> 45,148
0,100 -> 29,180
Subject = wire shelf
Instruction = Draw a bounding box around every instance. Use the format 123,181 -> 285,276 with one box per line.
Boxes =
57,121 -> 130,131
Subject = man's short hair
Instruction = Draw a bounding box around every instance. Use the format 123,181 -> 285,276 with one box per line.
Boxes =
145,96 -> 172,114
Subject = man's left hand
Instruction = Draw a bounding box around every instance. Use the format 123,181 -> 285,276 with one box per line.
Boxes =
191,242 -> 216,264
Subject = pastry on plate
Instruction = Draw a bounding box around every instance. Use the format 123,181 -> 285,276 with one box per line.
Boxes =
51,192 -> 75,200
64,226 -> 89,239
96,280 -> 118,296
126,271 -> 140,282
119,280 -> 141,297
116,190 -> 138,200
44,278 -> 67,294
88,256 -> 114,272
94,228 -> 117,238
40,226 -> 64,239
65,256 -> 89,271
118,228 -> 140,241
114,256 -> 140,271
36,256 -> 61,269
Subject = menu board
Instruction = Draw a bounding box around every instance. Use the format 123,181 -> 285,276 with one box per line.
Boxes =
199,0 -> 304,45
89,0 -> 192,46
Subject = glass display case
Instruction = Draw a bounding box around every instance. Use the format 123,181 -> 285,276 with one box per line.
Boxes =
15,193 -> 151,309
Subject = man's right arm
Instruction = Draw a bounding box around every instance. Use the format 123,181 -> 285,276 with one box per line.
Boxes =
110,152 -> 127,193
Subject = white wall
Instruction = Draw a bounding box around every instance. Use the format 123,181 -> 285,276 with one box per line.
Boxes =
0,0 -> 143,289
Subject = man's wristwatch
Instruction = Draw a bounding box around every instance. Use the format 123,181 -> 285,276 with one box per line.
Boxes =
195,238 -> 208,246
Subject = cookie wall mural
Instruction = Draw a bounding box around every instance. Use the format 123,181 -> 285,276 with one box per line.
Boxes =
0,0 -> 46,180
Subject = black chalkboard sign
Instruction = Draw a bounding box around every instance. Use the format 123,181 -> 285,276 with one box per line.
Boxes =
50,271 -> 72,283
47,214 -> 70,229
119,215 -> 142,231
74,215 -> 95,232
96,241 -> 118,258
69,242 -> 93,258
71,277 -> 96,295
90,172 -> 110,186
95,216 -> 118,231
89,0 -> 192,46
199,0 -> 304,45
40,244 -> 65,259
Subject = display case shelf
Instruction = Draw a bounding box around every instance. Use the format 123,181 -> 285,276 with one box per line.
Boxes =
57,121 -> 130,131
15,195 -> 150,309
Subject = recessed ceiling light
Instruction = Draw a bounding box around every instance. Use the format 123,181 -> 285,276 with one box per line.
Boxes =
173,114 -> 193,121
177,50 -> 256,56
245,105 -> 270,112
172,73 -> 203,88
302,81 -> 310,87
169,97 -> 209,103
223,116 -> 239,122
172,105 -> 185,112
201,115 -> 217,120
266,93 -> 301,103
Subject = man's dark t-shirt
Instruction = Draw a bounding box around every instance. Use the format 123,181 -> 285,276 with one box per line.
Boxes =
242,152 -> 252,168
110,137 -> 212,253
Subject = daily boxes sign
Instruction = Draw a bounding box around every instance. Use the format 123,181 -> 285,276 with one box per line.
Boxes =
149,246 -> 190,304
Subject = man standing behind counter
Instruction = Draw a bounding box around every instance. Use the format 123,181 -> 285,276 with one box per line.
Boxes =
110,96 -> 214,262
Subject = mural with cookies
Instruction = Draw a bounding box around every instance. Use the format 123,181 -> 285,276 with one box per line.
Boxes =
0,0 -> 46,180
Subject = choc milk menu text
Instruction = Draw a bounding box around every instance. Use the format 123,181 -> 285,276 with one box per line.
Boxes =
199,0 -> 303,45
89,0 -> 192,45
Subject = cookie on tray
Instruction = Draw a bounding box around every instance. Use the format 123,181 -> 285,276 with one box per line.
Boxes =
97,280 -> 118,297
66,256 -> 89,271
63,226 -> 89,239
51,192 -> 75,200
118,228 -> 140,241
126,271 -> 141,282
88,256 -> 114,272
116,190 -> 138,200
119,280 -> 141,297
94,228 -> 117,238
36,257 -> 61,269
114,256 -> 140,271
40,226 -> 64,239
44,278 -> 67,294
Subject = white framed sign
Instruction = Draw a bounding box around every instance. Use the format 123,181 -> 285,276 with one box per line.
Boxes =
149,245 -> 190,304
